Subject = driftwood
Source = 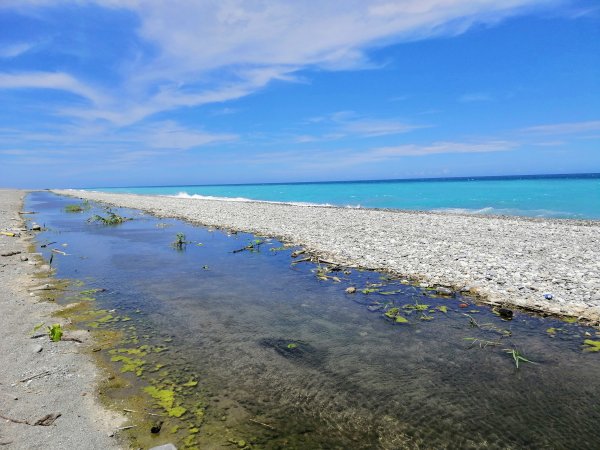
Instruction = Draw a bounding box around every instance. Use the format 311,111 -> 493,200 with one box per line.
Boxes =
19,370 -> 51,383
249,418 -> 276,430
0,412 -> 61,426
290,257 -> 311,265
0,251 -> 21,257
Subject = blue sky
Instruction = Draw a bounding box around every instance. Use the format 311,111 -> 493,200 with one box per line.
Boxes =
0,0 -> 598,188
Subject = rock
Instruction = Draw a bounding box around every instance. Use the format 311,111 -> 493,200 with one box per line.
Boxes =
150,420 -> 164,434
498,308 -> 513,320
31,224 -> 41,231
149,444 -> 177,450
345,287 -> 356,294
32,345 -> 43,353
20,255 -> 28,261
435,287 -> 453,296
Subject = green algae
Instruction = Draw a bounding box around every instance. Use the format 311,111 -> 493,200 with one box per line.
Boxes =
144,386 -> 187,417
111,355 -> 145,376
583,340 -> 600,352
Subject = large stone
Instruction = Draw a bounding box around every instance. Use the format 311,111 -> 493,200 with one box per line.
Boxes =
149,444 -> 177,450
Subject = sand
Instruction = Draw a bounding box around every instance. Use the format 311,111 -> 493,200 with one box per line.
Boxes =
0,190 -> 124,450
54,190 -> 600,323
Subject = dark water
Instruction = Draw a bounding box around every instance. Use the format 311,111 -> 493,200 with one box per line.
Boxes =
27,192 -> 600,449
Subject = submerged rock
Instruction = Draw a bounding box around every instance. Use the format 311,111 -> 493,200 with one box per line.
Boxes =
498,308 -> 514,320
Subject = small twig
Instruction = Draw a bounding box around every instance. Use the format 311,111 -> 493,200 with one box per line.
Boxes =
0,413 -> 29,425
115,425 -> 136,431
123,408 -> 164,417
290,257 -> 312,265
62,336 -> 83,343
249,418 -> 276,430
0,412 -> 60,426
19,370 -> 51,383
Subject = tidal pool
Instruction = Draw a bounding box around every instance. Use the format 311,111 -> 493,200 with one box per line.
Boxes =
27,192 -> 600,449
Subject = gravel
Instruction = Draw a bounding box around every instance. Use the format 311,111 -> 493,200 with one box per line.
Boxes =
55,190 -> 600,322
0,189 -> 124,449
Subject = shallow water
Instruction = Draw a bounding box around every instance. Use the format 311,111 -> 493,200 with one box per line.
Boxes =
28,192 -> 600,449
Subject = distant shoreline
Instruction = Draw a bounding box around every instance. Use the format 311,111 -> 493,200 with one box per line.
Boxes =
54,189 -> 600,323
81,171 -> 600,191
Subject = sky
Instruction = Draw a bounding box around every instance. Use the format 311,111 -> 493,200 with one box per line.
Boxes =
0,0 -> 598,188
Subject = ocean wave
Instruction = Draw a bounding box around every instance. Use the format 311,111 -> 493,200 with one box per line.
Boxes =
433,206 -> 580,219
165,192 -> 335,208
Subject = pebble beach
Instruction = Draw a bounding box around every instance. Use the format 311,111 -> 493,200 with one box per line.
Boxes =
55,190 -> 600,323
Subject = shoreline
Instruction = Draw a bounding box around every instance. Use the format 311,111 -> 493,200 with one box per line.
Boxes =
54,189 -> 600,323
0,190 -> 123,449
79,189 -> 600,225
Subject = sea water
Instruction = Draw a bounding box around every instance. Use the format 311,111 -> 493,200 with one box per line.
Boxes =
84,173 -> 600,220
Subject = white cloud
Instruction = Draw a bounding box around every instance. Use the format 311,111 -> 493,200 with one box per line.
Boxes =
293,111 -> 427,143
0,0 -> 565,126
0,72 -> 107,105
521,120 -> 600,135
368,140 -> 517,158
0,42 -> 35,58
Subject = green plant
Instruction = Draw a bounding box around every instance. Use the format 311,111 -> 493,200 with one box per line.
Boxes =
48,324 -> 63,342
172,233 -> 188,249
232,239 -> 264,253
88,207 -> 128,225
504,347 -> 536,368
65,201 -> 90,213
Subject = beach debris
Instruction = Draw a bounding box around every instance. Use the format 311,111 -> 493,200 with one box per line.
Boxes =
233,239 -> 264,253
51,248 -> 68,256
544,293 -> 554,300
345,287 -> 356,294
291,249 -> 305,258
123,408 -> 164,417
459,303 -> 468,308
0,231 -> 18,237
249,418 -> 276,430
1,251 -> 21,257
0,412 -> 61,426
290,256 -> 311,265
19,370 -> 52,383
18,211 -> 37,215
31,224 -> 42,231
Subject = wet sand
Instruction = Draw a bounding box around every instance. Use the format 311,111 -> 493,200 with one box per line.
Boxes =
54,190 -> 600,322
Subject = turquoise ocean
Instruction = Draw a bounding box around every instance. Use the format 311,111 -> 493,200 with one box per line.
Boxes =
85,173 -> 600,220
